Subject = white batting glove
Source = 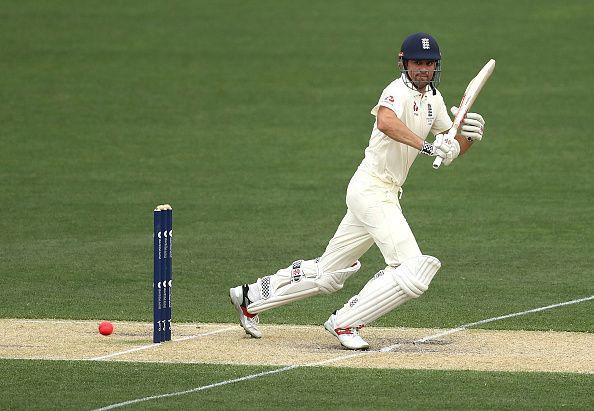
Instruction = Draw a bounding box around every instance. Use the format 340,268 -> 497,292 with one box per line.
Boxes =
419,134 -> 460,166
451,106 -> 485,141
433,133 -> 460,166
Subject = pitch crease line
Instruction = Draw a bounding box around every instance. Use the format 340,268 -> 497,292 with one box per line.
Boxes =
93,352 -> 370,411
380,294 -> 594,352
93,295 -> 593,410
90,326 -> 236,361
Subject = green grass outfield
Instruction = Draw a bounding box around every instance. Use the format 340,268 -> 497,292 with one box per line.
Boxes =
1,360 -> 593,410
0,0 -> 592,409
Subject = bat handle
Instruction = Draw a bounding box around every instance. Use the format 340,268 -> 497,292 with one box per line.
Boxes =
432,126 -> 459,170
432,156 -> 443,169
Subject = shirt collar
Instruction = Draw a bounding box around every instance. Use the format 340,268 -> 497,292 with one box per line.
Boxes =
400,74 -> 429,97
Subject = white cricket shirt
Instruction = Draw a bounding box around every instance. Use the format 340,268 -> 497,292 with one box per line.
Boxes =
358,75 -> 452,187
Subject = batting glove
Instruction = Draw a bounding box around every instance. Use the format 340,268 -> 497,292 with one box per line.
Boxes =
433,133 -> 460,166
451,106 -> 485,141
420,134 -> 459,166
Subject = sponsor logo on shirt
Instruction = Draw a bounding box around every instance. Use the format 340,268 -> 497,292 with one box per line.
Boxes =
426,103 -> 434,125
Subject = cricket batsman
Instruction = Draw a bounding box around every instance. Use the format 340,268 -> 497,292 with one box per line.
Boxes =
230,32 -> 486,349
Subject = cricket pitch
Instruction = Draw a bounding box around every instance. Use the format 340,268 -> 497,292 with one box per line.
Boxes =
1,319 -> 592,374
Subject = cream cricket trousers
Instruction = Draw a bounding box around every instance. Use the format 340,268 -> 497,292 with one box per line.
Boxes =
319,170 -> 422,273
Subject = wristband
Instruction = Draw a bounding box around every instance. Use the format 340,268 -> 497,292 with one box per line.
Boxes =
420,141 -> 434,156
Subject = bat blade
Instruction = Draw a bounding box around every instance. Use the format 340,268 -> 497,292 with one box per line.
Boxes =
433,59 -> 496,169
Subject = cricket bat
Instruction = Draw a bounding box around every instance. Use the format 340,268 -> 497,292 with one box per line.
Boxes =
433,59 -> 496,169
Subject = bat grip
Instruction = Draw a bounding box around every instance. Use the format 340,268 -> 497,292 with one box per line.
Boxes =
432,156 -> 443,169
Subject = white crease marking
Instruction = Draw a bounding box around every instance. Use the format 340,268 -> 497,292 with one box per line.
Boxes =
89,326 -> 237,361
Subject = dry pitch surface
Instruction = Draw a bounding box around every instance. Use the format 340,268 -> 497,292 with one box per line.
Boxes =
1,319 -> 592,374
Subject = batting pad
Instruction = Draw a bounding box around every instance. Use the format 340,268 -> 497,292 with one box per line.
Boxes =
247,260 -> 362,314
334,255 -> 441,329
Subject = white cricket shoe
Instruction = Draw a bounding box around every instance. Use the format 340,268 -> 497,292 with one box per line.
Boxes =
324,313 -> 369,350
229,285 -> 262,338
